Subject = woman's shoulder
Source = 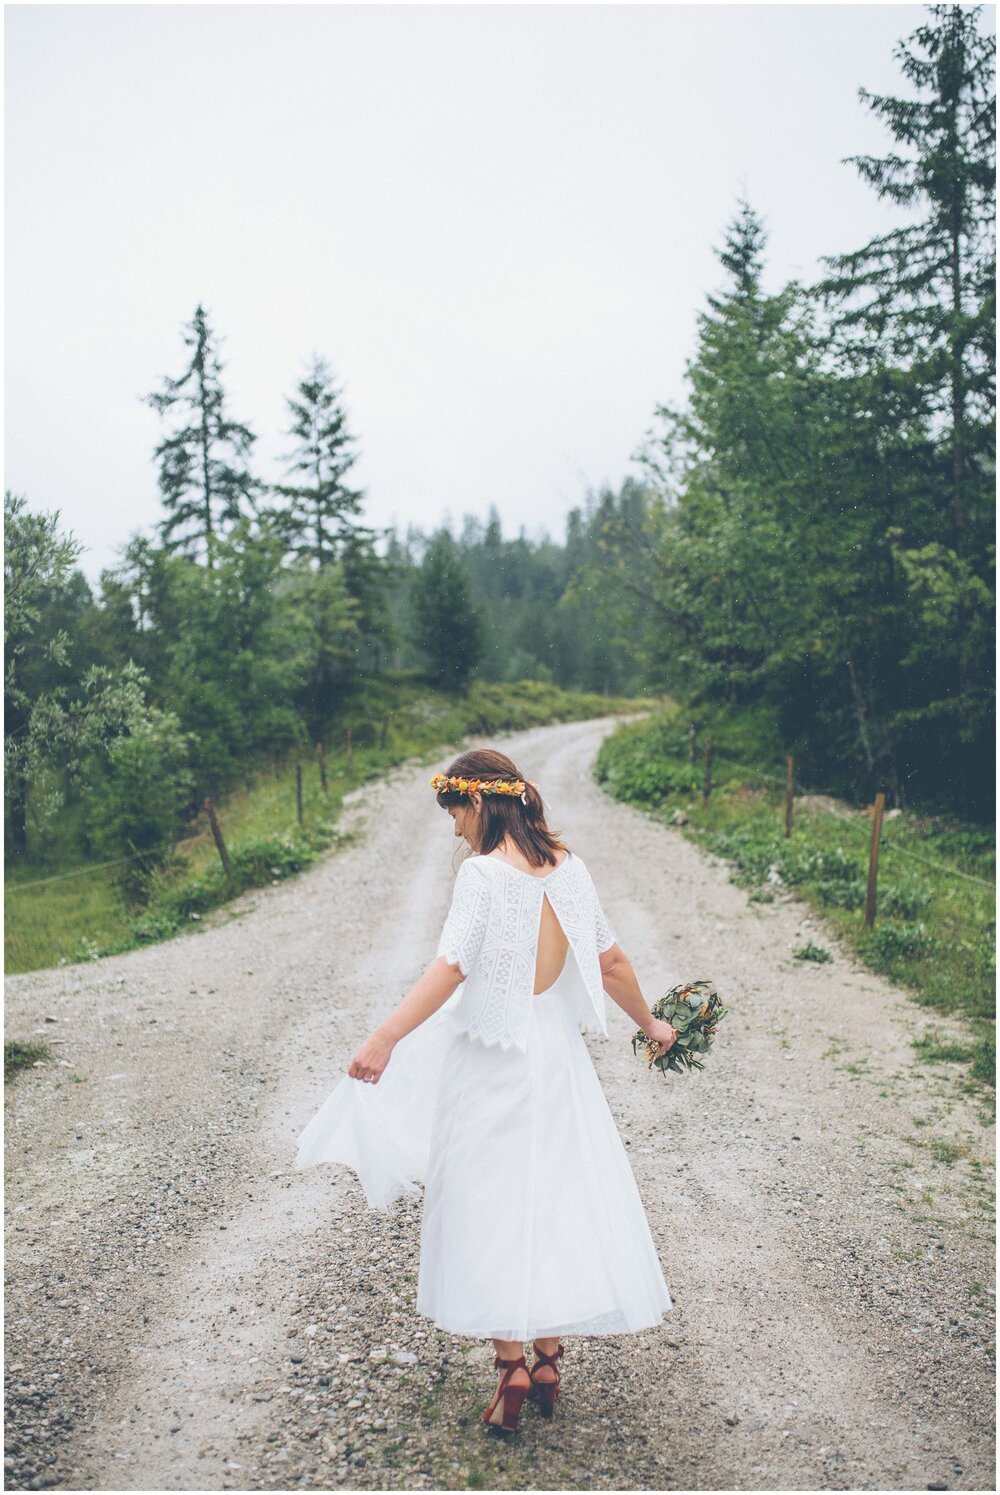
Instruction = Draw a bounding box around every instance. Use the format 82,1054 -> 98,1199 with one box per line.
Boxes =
469,848 -> 580,874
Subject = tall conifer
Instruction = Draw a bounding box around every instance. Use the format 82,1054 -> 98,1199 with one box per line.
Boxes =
145,305 -> 260,568
817,4 -> 995,553
272,355 -> 365,566
410,532 -> 484,689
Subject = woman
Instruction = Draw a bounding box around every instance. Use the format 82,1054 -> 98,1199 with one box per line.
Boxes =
295,748 -> 677,1435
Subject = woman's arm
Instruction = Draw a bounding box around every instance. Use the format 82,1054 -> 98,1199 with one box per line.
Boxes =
347,955 -> 465,1083
599,943 -> 676,1053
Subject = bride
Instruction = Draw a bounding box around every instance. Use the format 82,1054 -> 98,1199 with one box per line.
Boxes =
295,747 -> 677,1435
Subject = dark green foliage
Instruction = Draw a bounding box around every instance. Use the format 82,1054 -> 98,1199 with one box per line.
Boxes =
80,706 -> 197,906
4,493 -> 162,858
409,532 -> 485,689
815,5 -> 996,819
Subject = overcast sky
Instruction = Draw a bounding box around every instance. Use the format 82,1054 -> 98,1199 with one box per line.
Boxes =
7,2 -> 983,588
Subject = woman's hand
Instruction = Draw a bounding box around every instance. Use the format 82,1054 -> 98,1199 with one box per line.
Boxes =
347,1027 -> 396,1084
644,1016 -> 677,1058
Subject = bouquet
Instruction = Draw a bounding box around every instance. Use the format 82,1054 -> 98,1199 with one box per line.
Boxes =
633,980 -> 728,1076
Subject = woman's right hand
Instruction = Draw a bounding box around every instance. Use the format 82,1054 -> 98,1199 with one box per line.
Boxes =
347,1028 -> 396,1084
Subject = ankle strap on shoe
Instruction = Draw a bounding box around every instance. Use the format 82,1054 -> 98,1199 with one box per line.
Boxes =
531,1342 -> 564,1367
494,1353 -> 527,1370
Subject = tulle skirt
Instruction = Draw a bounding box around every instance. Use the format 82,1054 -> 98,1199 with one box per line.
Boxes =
295,961 -> 673,1340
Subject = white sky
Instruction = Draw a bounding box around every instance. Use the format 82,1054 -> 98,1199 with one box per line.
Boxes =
6,2 -> 987,587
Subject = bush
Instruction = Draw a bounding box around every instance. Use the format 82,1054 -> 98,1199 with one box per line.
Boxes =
82,707 -> 197,906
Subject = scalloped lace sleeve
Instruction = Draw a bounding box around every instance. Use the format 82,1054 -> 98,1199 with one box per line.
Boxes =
436,861 -> 490,977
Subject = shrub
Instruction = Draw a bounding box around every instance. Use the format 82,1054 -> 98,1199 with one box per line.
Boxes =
863,920 -> 937,961
82,707 -> 197,906
794,940 -> 833,962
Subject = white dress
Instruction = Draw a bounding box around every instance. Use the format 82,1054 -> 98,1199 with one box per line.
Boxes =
295,866 -> 673,1341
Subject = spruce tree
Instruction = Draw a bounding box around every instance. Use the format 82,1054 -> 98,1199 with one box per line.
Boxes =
817,4 -> 995,553
272,355 -> 365,566
410,531 -> 484,689
145,304 -> 260,568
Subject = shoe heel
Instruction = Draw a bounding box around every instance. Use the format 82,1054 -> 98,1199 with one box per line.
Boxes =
534,1379 -> 559,1417
482,1356 -> 530,1434
484,1381 -> 528,1433
529,1340 -> 564,1418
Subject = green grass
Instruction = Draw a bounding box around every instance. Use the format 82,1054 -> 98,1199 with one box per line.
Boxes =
794,940 -> 833,963
4,1040 -> 51,1081
595,700 -> 996,1094
6,674 -> 646,974
913,1031 -> 976,1066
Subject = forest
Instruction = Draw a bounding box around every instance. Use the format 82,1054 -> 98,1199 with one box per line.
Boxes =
5,5 -> 995,932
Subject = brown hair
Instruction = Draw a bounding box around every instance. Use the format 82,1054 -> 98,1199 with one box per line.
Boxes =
435,748 -> 569,868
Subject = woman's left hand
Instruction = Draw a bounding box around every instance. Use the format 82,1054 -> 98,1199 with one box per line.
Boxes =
348,1029 -> 396,1084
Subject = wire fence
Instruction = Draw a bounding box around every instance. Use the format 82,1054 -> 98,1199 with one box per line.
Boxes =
699,757 -> 995,890
5,837 -> 187,893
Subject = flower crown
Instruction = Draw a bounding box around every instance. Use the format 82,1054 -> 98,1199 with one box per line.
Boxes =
431,772 -> 529,800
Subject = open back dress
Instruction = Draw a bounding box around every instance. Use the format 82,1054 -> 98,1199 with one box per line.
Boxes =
295,850 -> 673,1341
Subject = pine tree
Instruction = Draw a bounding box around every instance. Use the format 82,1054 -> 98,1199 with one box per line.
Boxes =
817,4 -> 995,554
410,531 -> 484,689
272,355 -> 365,566
145,304 -> 260,568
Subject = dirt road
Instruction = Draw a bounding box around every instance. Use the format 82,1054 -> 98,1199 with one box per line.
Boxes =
5,716 -> 995,1491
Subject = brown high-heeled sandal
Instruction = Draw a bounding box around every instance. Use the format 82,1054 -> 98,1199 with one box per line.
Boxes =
481,1352 -> 530,1434
528,1340 -> 564,1416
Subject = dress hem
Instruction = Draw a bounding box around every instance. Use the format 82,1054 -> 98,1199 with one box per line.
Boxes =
413,1303 -> 673,1341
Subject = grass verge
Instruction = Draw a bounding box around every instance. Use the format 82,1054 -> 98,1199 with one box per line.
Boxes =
594,701 -> 995,1101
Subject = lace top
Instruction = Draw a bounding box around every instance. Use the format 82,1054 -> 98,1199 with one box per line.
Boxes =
435,850 -> 617,1052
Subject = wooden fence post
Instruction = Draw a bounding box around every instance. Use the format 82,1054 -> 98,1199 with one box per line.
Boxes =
688,722 -> 697,764
295,764 -> 304,825
785,755 -> 794,838
864,791 -> 886,929
346,726 -> 354,777
702,736 -> 713,807
204,797 -> 233,883
316,740 -> 327,792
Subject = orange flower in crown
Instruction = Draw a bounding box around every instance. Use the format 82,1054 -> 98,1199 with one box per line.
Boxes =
430,772 -> 527,797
